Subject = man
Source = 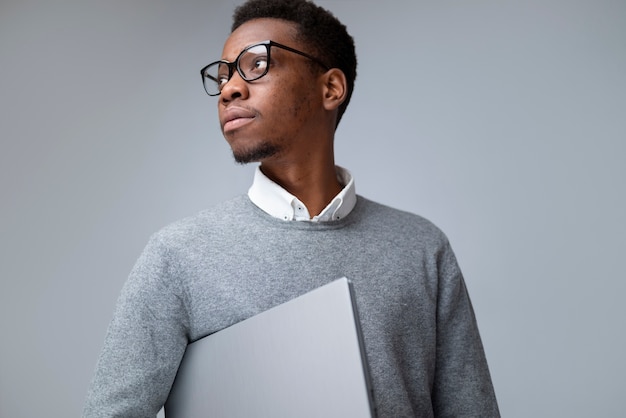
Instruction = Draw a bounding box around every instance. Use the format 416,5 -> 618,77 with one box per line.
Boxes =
84,0 -> 500,416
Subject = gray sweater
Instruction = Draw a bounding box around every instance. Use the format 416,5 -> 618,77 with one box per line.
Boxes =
84,195 -> 499,417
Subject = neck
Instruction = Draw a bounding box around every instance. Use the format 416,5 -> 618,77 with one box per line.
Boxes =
260,155 -> 342,218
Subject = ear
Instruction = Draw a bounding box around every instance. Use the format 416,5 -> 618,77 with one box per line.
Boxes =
321,68 -> 348,111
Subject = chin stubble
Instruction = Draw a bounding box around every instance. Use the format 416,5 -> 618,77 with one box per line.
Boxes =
232,142 -> 281,164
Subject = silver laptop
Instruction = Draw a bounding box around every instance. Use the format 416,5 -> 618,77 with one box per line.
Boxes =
165,277 -> 375,417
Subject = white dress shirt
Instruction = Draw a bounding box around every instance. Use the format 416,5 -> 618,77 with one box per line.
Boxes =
247,165 -> 356,222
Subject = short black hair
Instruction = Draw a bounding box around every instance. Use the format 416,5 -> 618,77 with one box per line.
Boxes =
232,0 -> 357,127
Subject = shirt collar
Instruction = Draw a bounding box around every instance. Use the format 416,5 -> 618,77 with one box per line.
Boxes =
247,165 -> 356,222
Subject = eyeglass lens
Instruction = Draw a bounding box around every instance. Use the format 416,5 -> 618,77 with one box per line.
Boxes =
203,44 -> 269,95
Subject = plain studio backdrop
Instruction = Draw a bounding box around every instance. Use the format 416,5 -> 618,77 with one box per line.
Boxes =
1,0 -> 624,416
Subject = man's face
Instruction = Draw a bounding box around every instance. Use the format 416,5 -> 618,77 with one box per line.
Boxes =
217,18 -> 325,164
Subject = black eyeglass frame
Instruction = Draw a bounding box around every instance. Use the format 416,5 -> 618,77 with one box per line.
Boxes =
200,40 -> 330,96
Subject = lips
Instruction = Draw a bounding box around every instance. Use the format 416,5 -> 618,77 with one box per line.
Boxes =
220,106 -> 257,133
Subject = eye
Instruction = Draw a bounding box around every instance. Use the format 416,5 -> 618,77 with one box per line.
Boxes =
217,74 -> 230,88
253,57 -> 267,72
210,62 -> 232,90
238,49 -> 269,80
249,55 -> 268,74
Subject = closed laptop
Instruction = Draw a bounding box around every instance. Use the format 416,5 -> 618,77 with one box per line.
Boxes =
165,277 -> 375,417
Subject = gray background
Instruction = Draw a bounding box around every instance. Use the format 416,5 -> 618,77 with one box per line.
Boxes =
1,0 -> 624,417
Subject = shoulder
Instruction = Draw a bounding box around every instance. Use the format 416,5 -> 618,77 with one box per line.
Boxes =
147,194 -> 251,251
354,195 -> 448,243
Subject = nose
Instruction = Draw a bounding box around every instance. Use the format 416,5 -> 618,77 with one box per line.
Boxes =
219,70 -> 249,103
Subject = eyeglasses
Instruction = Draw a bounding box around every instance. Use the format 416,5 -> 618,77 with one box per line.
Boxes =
200,40 -> 329,96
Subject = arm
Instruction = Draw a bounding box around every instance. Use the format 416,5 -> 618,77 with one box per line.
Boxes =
84,235 -> 190,417
432,241 -> 500,417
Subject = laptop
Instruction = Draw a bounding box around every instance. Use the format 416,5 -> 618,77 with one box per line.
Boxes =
164,277 -> 375,417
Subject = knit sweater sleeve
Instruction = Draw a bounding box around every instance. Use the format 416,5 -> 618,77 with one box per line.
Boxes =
83,233 -> 190,418
431,240 -> 500,417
